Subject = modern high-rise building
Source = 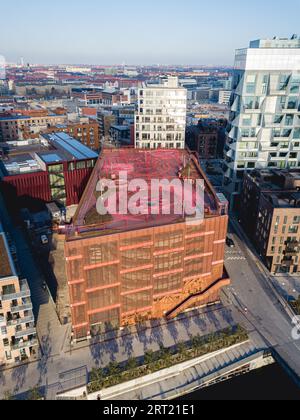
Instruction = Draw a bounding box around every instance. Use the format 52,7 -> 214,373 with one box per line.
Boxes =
135,76 -> 187,150
223,36 -> 300,210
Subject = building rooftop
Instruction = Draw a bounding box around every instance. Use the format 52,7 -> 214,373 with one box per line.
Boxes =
69,148 -> 226,239
246,169 -> 300,209
247,169 -> 300,191
41,133 -> 98,160
0,133 -> 98,176
250,35 -> 300,49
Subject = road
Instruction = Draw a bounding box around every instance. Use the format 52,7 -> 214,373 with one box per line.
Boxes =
225,217 -> 300,384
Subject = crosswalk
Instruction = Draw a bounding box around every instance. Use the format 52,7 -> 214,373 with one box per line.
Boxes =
226,256 -> 247,261
225,250 -> 246,261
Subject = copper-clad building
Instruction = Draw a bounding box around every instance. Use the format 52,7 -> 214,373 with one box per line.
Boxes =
65,148 -> 230,340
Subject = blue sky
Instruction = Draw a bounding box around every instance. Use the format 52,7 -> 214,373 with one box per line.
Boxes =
1,0 -> 300,65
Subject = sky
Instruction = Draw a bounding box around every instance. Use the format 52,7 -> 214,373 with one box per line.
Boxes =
1,0 -> 300,65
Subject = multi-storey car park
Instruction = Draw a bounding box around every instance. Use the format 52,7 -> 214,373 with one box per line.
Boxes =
0,223 -> 37,365
64,148 -> 230,341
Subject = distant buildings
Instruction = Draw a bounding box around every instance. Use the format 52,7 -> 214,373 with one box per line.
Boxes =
135,76 -> 187,150
97,111 -> 116,141
0,133 -> 98,209
218,90 -> 231,106
72,87 -> 131,107
65,148 -> 229,341
45,119 -> 100,151
0,223 -> 37,365
0,109 -> 67,142
240,169 -> 300,275
223,36 -> 300,210
110,124 -> 133,146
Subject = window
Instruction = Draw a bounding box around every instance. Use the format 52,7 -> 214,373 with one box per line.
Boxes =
48,164 -> 63,173
154,273 -> 182,294
76,161 -> 86,170
2,285 -> 16,296
88,287 -> 120,311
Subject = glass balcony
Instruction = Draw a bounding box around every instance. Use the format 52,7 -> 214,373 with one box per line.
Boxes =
15,327 -> 36,340
11,338 -> 38,351
7,312 -> 35,327
11,303 -> 33,314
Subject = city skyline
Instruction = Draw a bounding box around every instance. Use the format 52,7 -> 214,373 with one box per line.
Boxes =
1,0 -> 300,65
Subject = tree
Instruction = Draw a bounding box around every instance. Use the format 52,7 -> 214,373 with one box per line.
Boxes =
126,357 -> 138,370
90,367 -> 104,382
144,350 -> 155,365
2,390 -> 14,401
107,361 -> 121,376
177,342 -> 187,355
27,386 -> 42,401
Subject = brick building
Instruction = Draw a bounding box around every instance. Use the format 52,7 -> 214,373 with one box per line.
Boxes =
45,120 -> 100,151
0,110 -> 67,142
186,122 -> 219,159
240,169 -> 300,275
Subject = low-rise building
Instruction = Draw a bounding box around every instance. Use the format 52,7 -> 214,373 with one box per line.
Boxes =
0,224 -> 38,365
0,132 -> 98,209
0,110 -> 67,142
240,169 -> 300,275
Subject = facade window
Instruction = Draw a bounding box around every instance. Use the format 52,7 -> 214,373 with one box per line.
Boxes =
76,161 -> 86,170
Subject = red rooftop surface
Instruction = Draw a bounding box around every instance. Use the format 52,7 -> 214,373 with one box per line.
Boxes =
72,148 -> 224,237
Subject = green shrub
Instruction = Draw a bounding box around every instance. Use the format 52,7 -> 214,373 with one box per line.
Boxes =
87,326 -> 248,395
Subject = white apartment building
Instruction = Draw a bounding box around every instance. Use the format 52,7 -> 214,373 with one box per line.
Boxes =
0,225 -> 38,365
135,76 -> 187,149
223,36 -> 300,210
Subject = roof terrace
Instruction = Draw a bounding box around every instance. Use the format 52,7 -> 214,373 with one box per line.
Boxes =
70,148 -> 225,238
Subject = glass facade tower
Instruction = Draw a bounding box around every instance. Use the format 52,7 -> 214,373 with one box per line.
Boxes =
223,36 -> 300,210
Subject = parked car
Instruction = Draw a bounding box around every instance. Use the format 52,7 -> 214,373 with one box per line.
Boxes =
226,237 -> 235,248
40,235 -> 49,245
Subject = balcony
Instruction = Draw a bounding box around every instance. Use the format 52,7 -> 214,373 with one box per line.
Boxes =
6,312 -> 35,327
15,327 -> 36,340
11,303 -> 33,314
0,316 -> 6,327
1,279 -> 31,302
11,339 -> 38,351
